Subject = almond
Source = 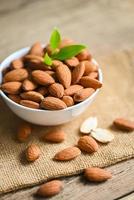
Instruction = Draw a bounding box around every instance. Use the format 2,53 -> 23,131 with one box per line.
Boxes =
41,97 -> 67,110
45,70 -> 55,77
24,55 -> 44,63
1,82 -> 22,94
88,72 -> 98,79
52,60 -> 63,69
11,59 -> 24,69
59,38 -> 74,48
76,49 -> 92,61
42,129 -> 65,143
36,180 -> 63,197
74,88 -> 95,102
80,117 -> 98,134
62,96 -> 74,107
20,91 -> 44,102
84,167 -> 112,182
48,83 -> 64,98
72,62 -> 85,84
17,122 -> 32,142
32,70 -> 55,86
65,57 -> 79,67
91,128 -> 114,143
54,147 -> 81,161
4,69 -> 28,82
83,60 -> 98,75
113,118 -> 134,131
64,84 -> 83,96
22,79 -> 37,91
36,87 -> 48,96
8,94 -> 21,103
20,100 -> 39,109
56,64 -> 71,88
78,136 -> 99,153
80,76 -> 102,89
25,144 -> 41,162
29,42 -> 43,56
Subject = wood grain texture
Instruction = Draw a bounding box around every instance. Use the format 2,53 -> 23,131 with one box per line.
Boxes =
0,0 -> 134,199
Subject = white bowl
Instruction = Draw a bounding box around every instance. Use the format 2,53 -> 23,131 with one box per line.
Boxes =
0,47 -> 102,125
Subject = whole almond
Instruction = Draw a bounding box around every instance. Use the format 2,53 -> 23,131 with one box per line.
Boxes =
32,70 -> 55,86
113,118 -> 134,131
72,62 -> 85,84
77,49 -> 92,61
20,100 -> 39,109
22,79 -> 37,91
11,59 -> 24,69
54,147 -> 81,161
59,38 -> 74,48
48,83 -> 64,98
8,94 -> 21,103
84,167 -> 112,182
36,87 -> 48,96
42,129 -> 65,143
83,60 -> 98,75
4,68 -> 28,82
52,60 -> 63,69
1,82 -> 22,94
78,136 -> 99,153
74,88 -> 95,102
88,72 -> 98,79
36,180 -> 63,197
41,97 -> 67,110
45,70 -> 55,77
29,42 -> 43,56
80,76 -> 102,89
65,57 -> 79,67
24,55 -> 44,63
64,84 -> 83,96
56,64 -> 71,88
17,122 -> 32,142
62,96 -> 74,107
26,144 -> 41,162
20,91 -> 44,102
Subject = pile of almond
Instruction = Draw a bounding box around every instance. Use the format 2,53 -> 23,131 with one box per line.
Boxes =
1,39 -> 102,110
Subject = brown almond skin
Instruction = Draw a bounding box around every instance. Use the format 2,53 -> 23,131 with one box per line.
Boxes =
56,64 -> 71,88
41,97 -> 67,110
83,61 -> 98,75
42,129 -> 65,143
48,83 -> 64,98
36,87 -> 48,96
76,49 -> 92,61
59,38 -> 74,48
29,42 -> 43,56
20,91 -> 44,102
4,68 -> 28,82
80,76 -> 102,89
1,82 -> 22,94
36,180 -> 63,197
8,94 -> 21,103
32,70 -> 55,86
88,72 -> 98,79
62,96 -> 74,107
17,122 -> 32,142
52,60 -> 63,70
22,79 -> 37,91
54,147 -> 81,161
11,59 -> 24,69
78,136 -> 99,153
26,144 -> 41,162
72,62 -> 85,84
74,88 -> 95,102
113,118 -> 134,131
65,57 -> 79,67
84,167 -> 112,182
20,100 -> 39,109
64,85 -> 83,96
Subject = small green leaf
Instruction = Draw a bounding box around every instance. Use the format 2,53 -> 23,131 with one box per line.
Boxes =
51,45 -> 86,60
43,53 -> 53,66
50,28 -> 61,50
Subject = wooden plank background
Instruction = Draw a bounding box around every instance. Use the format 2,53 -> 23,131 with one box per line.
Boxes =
0,0 -> 134,199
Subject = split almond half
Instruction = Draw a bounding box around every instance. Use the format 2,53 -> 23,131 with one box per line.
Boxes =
80,117 -> 98,134
91,128 -> 114,143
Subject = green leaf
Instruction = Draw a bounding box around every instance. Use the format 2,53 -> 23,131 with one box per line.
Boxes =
50,28 -> 61,50
43,53 -> 53,66
51,45 -> 86,60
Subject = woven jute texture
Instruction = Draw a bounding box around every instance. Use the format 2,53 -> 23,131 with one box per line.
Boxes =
0,50 -> 134,194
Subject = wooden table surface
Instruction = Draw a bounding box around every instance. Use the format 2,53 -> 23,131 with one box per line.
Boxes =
0,0 -> 134,199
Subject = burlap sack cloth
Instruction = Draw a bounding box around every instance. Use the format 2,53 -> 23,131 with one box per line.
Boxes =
0,50 -> 134,194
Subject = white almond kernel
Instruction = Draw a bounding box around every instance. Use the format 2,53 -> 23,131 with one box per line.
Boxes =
91,128 -> 114,143
80,117 -> 98,134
